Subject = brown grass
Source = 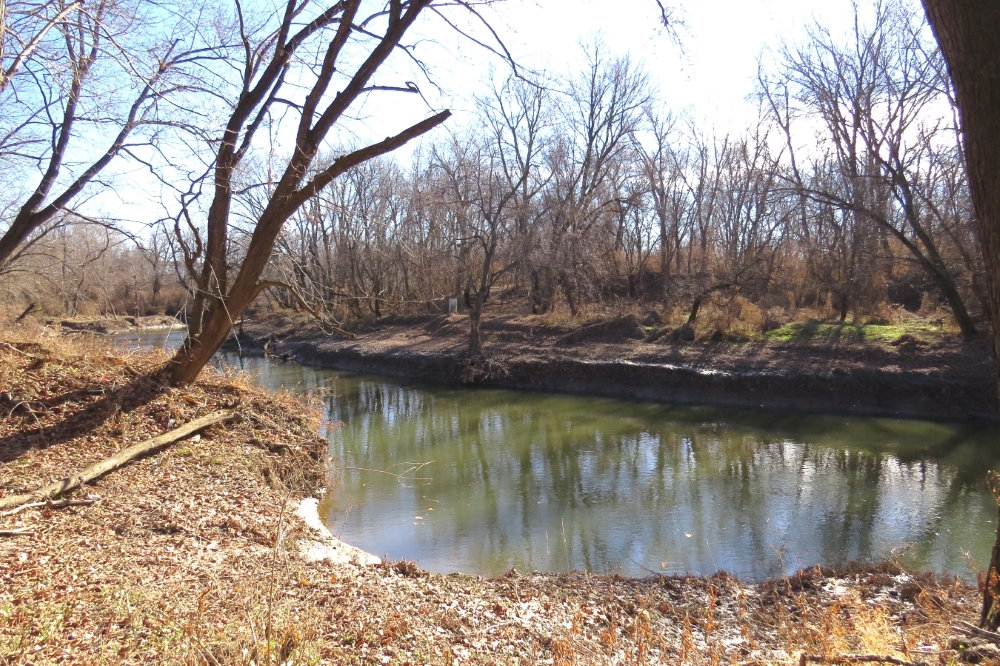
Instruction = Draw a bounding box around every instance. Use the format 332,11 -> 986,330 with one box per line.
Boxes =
0,322 -> 987,665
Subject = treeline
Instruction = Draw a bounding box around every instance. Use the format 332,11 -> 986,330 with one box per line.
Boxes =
264,0 -> 982,347
0,220 -> 184,319
2,0 -> 984,349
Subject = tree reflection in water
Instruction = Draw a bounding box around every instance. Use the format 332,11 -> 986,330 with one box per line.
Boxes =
113,331 -> 995,581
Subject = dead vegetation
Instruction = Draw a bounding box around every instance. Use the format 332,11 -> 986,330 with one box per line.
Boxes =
0,324 -> 989,665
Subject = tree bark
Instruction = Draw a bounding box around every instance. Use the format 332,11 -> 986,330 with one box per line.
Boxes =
468,304 -> 482,355
979,504 -> 1000,630
922,0 -> 1000,401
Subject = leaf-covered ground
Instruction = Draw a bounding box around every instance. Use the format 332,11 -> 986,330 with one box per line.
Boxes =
0,325 -> 988,665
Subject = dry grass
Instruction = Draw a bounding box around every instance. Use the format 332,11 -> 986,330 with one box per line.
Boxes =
0,322 -> 988,665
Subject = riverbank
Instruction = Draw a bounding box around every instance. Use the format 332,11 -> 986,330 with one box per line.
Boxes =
54,315 -> 183,335
0,325 -> 990,664
227,311 -> 998,422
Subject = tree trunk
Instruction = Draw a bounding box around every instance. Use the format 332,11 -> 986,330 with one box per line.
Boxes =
170,303 -> 239,384
979,504 -> 1000,630
468,300 -> 482,355
936,268 -> 978,336
686,293 -> 704,327
529,269 -> 544,314
923,0 -> 1000,402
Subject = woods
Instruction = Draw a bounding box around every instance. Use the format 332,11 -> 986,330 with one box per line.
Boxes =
0,0 -> 991,376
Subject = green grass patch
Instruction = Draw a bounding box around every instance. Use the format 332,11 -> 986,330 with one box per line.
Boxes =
763,320 -> 943,344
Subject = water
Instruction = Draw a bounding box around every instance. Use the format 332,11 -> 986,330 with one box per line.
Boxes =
118,328 -> 1000,580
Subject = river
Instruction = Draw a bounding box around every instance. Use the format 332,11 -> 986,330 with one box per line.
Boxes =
120,328 -> 1000,580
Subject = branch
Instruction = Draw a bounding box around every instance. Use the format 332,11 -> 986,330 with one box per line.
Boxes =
799,655 -> 925,666
798,654 -> 926,666
0,1 -> 84,95
286,110 -> 451,211
250,281 -> 356,339
0,498 -> 98,518
954,620 -> 1000,644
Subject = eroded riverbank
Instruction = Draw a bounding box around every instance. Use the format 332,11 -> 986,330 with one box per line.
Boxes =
226,312 -> 998,422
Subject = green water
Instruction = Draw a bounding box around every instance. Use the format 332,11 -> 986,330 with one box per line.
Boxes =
119,329 -> 1000,580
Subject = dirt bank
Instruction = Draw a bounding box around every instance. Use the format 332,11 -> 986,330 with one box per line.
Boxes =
1,326 -> 993,665
53,315 -> 183,335
227,312 -> 998,422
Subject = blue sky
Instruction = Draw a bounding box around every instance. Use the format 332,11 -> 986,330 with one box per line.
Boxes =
100,0 -> 858,226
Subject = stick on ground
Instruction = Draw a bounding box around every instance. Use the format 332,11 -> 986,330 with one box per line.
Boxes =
0,498 -> 98,517
799,654 -> 925,666
0,409 -> 236,511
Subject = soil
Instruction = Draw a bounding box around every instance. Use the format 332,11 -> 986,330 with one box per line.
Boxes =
226,312 -> 998,422
53,315 -> 183,335
0,327 -> 993,665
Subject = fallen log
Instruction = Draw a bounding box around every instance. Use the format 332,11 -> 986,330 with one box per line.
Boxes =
953,619 -> 1000,644
0,409 -> 236,511
13,301 -> 36,323
799,654 -> 925,666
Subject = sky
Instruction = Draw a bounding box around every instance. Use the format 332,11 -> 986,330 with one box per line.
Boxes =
103,0 -> 861,225
382,0 -> 857,133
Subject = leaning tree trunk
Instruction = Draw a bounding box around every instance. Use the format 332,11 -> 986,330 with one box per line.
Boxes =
922,0 -> 1000,402
980,471 -> 1000,631
922,0 -> 1000,630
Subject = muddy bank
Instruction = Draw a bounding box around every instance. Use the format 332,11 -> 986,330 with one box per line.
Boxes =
0,327 -> 990,665
226,313 -> 997,422
52,314 -> 183,334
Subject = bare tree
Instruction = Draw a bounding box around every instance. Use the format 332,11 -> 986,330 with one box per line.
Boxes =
536,43 -> 650,315
764,0 -> 978,333
636,108 -> 690,301
680,125 -> 787,327
166,0 -> 467,384
0,0 -> 192,270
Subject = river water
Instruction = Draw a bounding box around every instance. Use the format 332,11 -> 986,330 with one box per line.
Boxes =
121,328 -> 1000,580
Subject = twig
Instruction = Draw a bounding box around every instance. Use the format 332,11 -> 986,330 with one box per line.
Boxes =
0,341 -> 42,360
0,409 -> 237,511
0,498 -> 99,517
0,527 -> 35,537
799,655 -> 925,666
340,461 -> 433,487
953,619 -> 1000,644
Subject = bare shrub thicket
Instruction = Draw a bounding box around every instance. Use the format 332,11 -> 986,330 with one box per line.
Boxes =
0,218 -> 186,318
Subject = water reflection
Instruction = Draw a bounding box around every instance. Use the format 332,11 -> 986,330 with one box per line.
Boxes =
318,375 -> 1000,579
116,329 -> 1000,579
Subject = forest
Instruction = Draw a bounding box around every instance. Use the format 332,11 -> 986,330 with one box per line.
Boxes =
0,0 -> 984,354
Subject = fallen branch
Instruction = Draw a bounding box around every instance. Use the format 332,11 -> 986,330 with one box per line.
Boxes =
0,527 -> 35,537
799,655 -> 926,666
953,620 -> 1000,644
0,340 -> 43,360
0,497 -> 99,517
0,409 -> 237,511
13,301 -> 37,323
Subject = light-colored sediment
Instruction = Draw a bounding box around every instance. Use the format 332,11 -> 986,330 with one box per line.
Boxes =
295,497 -> 381,566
